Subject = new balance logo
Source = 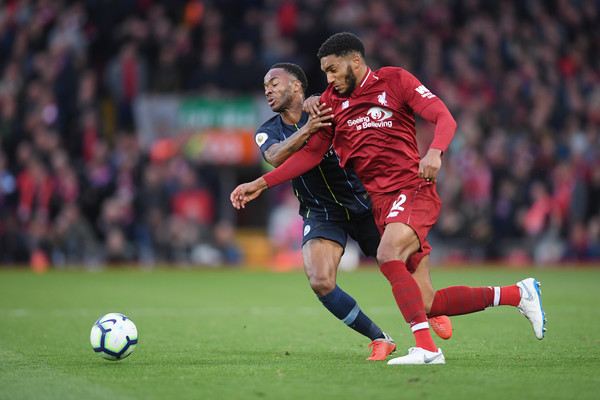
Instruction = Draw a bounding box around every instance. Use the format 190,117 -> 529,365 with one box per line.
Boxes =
415,85 -> 436,99
378,91 -> 388,106
342,100 -> 349,110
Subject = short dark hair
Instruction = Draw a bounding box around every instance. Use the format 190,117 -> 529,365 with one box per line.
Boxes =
270,63 -> 308,94
317,32 -> 365,59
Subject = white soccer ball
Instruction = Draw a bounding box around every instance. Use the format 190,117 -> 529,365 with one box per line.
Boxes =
90,313 -> 138,361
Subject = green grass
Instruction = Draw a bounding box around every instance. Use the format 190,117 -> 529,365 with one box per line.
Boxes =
1,267 -> 599,400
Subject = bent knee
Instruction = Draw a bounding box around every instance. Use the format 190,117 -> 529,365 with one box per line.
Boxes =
309,276 -> 336,297
377,241 -> 421,264
377,243 -> 409,264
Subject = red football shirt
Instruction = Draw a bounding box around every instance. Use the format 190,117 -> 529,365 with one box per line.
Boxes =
264,67 -> 456,195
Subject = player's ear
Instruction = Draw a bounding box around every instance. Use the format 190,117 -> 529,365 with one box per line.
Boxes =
351,53 -> 362,68
292,79 -> 302,93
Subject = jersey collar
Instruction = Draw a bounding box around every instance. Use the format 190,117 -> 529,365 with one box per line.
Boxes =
351,67 -> 374,98
280,111 -> 308,130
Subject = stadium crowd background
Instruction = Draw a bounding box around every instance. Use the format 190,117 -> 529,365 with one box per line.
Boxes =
0,0 -> 598,269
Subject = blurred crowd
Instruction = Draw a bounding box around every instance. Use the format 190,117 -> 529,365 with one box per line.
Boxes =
0,0 -> 598,268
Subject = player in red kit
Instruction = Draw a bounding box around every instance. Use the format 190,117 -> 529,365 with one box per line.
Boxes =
231,32 -> 546,365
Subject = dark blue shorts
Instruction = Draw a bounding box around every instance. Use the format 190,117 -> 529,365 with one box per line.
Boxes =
301,213 -> 381,258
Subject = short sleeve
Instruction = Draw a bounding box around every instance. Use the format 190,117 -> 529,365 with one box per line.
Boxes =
254,126 -> 280,160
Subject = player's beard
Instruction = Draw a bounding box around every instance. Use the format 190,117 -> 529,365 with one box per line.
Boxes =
340,65 -> 358,96
271,89 -> 292,113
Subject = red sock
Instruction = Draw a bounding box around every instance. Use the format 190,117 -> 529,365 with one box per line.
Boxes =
380,260 -> 436,352
428,285 -> 521,317
428,286 -> 493,317
499,285 -> 521,306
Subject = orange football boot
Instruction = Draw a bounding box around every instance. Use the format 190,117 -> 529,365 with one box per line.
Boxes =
429,315 -> 453,340
366,333 -> 396,360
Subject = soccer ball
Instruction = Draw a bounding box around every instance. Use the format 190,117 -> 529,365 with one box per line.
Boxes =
90,313 -> 138,361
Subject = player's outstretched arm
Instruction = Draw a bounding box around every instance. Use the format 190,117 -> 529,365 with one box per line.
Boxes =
230,177 -> 268,209
231,132 -> 332,209
265,105 -> 333,167
263,132 -> 332,187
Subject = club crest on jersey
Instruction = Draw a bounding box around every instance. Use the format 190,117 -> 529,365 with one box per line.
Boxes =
342,100 -> 349,110
255,132 -> 268,147
378,91 -> 388,106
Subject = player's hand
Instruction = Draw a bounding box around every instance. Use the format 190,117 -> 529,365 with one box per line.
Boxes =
303,104 -> 333,135
303,96 -> 323,117
419,148 -> 443,184
230,177 -> 269,209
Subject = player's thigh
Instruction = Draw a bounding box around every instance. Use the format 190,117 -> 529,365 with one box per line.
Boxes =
301,218 -> 346,281
373,185 -> 440,263
302,237 -> 344,282
377,222 -> 420,263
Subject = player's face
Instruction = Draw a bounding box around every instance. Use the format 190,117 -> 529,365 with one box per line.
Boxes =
263,68 -> 294,113
320,55 -> 358,96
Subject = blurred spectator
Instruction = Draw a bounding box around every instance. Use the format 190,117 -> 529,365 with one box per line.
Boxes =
213,220 -> 242,266
0,0 -> 598,267
150,45 -> 182,93
586,164 -> 600,221
80,140 -> 115,233
50,149 -> 79,205
105,42 -> 147,129
16,156 -> 54,224
50,203 -> 99,267
187,45 -> 225,93
0,151 -> 16,212
564,221 -> 600,262
523,180 -> 555,237
170,163 -> 214,225
267,186 -> 304,270
167,214 -> 200,265
0,95 -> 20,158
222,40 -> 265,94
133,162 -> 170,264
104,226 -> 136,264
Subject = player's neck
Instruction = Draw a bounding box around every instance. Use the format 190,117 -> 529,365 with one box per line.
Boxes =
279,100 -> 303,125
356,65 -> 369,86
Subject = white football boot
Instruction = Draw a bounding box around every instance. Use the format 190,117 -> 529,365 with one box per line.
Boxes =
516,278 -> 547,340
387,347 -> 445,365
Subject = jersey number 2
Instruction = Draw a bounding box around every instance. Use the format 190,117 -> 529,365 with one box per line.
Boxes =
386,194 -> 406,218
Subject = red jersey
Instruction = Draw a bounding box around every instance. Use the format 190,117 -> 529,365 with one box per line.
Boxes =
318,67 -> 454,194
264,66 -> 456,196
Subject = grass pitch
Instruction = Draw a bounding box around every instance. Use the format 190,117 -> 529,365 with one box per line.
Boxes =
0,266 -> 598,400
